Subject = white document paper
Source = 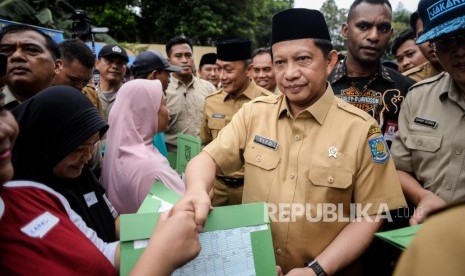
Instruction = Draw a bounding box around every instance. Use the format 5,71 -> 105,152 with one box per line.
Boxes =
173,224 -> 268,276
150,195 -> 173,212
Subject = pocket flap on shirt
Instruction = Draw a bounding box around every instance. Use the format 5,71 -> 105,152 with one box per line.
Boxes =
207,118 -> 226,130
308,165 -> 353,189
244,145 -> 280,170
405,134 -> 442,152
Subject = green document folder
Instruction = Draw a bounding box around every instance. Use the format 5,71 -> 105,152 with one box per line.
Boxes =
375,224 -> 422,250
120,202 -> 276,276
137,181 -> 181,214
176,133 -> 202,174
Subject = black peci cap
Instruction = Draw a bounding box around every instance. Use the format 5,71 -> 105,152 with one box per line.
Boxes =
270,8 -> 331,46
199,53 -> 217,68
216,38 -> 252,61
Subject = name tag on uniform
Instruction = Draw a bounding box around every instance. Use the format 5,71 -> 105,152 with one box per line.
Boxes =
254,135 -> 278,150
414,117 -> 438,128
84,191 -> 98,208
21,211 -> 59,238
212,114 -> 225,119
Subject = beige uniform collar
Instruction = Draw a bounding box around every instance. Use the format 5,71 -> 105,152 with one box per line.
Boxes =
440,73 -> 464,104
279,82 -> 334,125
221,78 -> 260,102
170,74 -> 195,88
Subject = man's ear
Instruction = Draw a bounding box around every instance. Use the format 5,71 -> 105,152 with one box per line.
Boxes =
95,59 -> 101,71
54,59 -> 63,76
246,63 -> 253,77
326,50 -> 339,75
341,23 -> 349,40
149,70 -> 158,80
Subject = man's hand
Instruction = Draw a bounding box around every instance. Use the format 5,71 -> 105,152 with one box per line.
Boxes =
130,210 -> 200,275
152,211 -> 200,267
410,192 -> 446,225
170,190 -> 212,232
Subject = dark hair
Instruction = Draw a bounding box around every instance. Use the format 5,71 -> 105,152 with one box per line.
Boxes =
0,24 -> 60,60
58,39 -> 94,69
133,71 -> 150,80
347,0 -> 392,22
252,47 -> 271,59
314,39 -> 334,59
409,11 -> 420,34
391,29 -> 416,56
165,36 -> 193,57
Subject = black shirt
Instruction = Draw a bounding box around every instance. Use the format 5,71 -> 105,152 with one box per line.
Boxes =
329,60 -> 415,145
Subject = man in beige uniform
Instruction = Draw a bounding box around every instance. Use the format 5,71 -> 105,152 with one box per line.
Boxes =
164,36 -> 216,152
172,8 -> 406,275
251,47 -> 279,94
402,11 -> 443,82
394,200 -> 465,276
391,0 -> 465,225
200,38 -> 272,206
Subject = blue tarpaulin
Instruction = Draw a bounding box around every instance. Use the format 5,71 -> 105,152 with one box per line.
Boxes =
0,19 -> 64,44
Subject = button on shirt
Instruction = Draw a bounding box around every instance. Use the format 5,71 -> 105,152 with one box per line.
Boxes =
203,84 -> 406,272
165,75 -> 215,152
391,72 -> 465,203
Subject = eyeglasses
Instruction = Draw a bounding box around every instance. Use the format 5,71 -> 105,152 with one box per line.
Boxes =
434,33 -> 465,51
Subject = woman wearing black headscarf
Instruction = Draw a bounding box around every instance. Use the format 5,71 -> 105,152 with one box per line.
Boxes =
11,86 -> 117,242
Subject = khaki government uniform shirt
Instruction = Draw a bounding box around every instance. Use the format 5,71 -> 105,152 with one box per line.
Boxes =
204,83 -> 406,273
394,201 -> 465,276
165,75 -> 215,152
201,80 -> 272,206
403,61 -> 442,83
391,72 -> 465,203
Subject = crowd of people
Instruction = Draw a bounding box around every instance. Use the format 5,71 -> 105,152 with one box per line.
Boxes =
0,0 -> 464,274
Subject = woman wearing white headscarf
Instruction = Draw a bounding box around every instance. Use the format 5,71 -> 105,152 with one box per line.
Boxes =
101,79 -> 185,214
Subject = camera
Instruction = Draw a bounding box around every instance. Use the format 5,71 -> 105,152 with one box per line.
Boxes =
71,9 -> 92,41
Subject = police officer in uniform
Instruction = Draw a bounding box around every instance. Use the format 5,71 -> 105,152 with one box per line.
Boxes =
200,38 -> 272,206
391,0 -> 465,225
172,8 -> 406,275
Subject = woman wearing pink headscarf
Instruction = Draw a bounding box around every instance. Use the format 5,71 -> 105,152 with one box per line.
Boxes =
101,79 -> 185,214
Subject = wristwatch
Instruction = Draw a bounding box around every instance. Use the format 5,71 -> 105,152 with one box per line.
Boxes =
306,260 -> 327,276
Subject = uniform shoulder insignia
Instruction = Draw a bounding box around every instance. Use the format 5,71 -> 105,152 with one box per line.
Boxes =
205,89 -> 223,98
335,98 -> 371,121
252,94 -> 280,104
367,126 -> 382,137
409,71 -> 446,90
368,136 -> 390,164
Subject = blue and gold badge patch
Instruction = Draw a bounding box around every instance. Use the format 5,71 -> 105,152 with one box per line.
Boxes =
368,136 -> 390,164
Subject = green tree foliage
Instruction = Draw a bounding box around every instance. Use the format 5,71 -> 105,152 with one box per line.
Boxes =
137,0 -> 292,47
0,0 -> 291,47
392,6 -> 411,37
320,0 -> 347,51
